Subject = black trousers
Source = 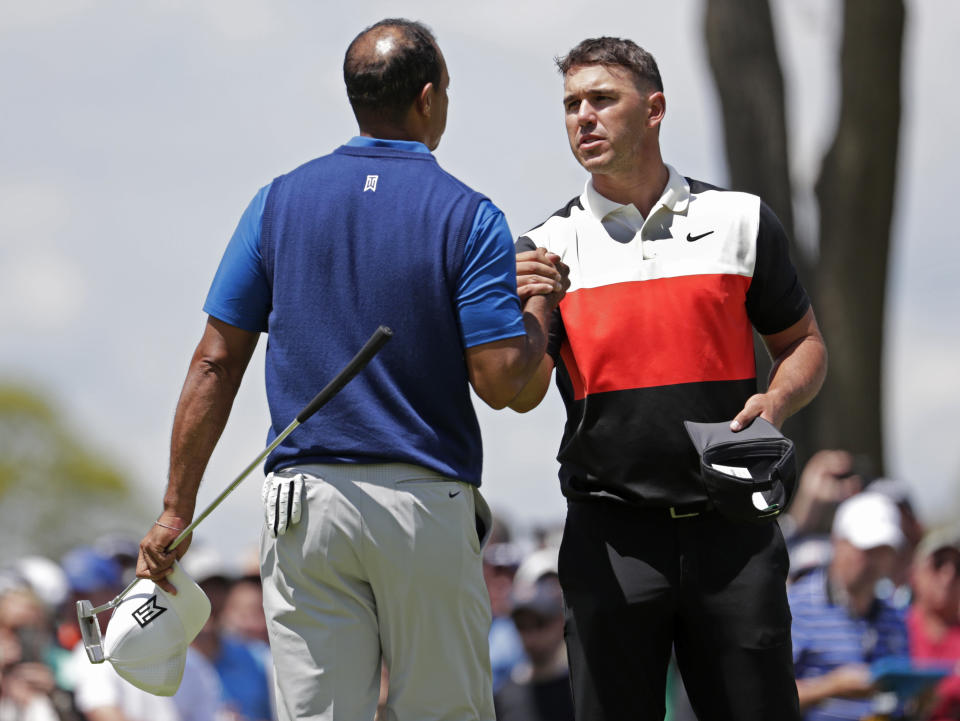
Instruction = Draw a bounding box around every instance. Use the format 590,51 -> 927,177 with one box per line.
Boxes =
559,500 -> 800,721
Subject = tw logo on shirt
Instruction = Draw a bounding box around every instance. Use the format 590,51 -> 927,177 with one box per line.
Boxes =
363,175 -> 378,192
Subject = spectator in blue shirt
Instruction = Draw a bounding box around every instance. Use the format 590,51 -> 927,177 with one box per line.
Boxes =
790,492 -> 910,720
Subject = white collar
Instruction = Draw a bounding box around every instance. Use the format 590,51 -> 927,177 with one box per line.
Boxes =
582,164 -> 690,221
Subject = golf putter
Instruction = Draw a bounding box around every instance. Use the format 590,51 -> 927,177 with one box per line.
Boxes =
77,325 -> 393,663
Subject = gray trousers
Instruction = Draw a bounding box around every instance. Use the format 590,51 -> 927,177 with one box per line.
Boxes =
260,463 -> 495,721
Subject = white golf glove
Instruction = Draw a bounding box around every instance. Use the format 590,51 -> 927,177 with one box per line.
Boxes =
262,472 -> 303,538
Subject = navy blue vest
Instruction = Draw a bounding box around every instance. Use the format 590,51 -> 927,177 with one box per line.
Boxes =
260,143 -> 486,484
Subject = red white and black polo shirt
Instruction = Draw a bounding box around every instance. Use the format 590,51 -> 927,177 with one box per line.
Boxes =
517,165 -> 810,507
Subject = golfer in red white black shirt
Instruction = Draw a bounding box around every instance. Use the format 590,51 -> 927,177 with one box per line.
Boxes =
512,37 -> 827,721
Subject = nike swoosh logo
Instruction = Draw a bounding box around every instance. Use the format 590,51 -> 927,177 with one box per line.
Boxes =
686,231 -> 714,242
448,490 -> 461,498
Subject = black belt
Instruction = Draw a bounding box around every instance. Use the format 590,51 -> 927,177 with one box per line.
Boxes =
566,493 -> 714,519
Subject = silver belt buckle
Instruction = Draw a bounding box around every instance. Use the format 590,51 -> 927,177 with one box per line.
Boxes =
669,506 -> 700,519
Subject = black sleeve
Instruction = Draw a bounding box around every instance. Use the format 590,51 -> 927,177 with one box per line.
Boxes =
745,201 -> 811,335
515,235 -> 536,253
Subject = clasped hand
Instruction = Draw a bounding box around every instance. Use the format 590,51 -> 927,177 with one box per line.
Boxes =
516,248 -> 570,305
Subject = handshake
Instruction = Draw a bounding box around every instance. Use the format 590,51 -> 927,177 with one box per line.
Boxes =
516,247 -> 570,306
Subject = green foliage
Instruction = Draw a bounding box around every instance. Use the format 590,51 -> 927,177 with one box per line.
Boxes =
0,384 -> 149,560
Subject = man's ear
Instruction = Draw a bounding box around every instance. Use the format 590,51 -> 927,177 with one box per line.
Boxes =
648,91 -> 666,128
417,82 -> 435,118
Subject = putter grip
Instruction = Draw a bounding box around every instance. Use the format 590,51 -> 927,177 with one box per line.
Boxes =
295,326 -> 393,424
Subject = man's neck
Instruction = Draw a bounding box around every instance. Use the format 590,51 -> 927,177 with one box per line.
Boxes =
591,161 -> 669,218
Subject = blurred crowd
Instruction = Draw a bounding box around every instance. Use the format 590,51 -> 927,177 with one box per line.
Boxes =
780,450 -> 960,721
485,450 -> 960,721
0,539 -> 273,721
3,448 -> 960,721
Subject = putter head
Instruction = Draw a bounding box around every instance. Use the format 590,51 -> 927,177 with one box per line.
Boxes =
76,599 -> 105,663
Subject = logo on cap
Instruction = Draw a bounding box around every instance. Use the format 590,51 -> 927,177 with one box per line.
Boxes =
132,595 -> 168,628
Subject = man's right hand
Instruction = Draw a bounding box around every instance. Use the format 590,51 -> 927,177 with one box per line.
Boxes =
136,514 -> 192,594
516,248 -> 569,304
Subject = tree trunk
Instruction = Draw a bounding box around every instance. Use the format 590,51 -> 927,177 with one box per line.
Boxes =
704,0 -> 795,253
703,0 -> 815,460
813,0 -> 904,473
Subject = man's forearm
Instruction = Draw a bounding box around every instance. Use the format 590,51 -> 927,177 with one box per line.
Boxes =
507,296 -> 556,412
138,318 -> 257,587
502,295 -> 555,404
465,294 -> 558,410
164,354 -> 244,520
766,331 -> 828,422
733,310 -> 827,430
468,247 -> 568,409
507,355 -> 554,412
516,294 -> 553,371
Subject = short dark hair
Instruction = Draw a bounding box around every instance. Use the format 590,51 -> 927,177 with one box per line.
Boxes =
343,19 -> 442,123
556,37 -> 663,93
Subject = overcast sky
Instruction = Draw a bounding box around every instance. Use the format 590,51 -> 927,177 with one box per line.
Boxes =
1,0 -> 957,567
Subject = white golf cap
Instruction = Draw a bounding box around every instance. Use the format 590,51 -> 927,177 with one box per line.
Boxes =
101,561 -> 210,696
832,492 -> 905,551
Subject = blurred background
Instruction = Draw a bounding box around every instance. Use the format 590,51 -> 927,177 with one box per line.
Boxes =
1,0 -> 957,566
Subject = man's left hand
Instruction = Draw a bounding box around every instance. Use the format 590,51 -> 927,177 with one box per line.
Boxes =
136,514 -> 192,594
730,390 -> 788,431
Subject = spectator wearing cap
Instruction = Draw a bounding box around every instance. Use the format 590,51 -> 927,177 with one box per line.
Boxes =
907,524 -> 960,720
1,557 -> 73,693
790,492 -> 910,720
0,586 -> 62,721
60,548 -> 123,619
494,548 -> 573,721
780,450 -> 866,543
57,545 -> 123,662
92,535 -> 142,586
787,537 -> 834,587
